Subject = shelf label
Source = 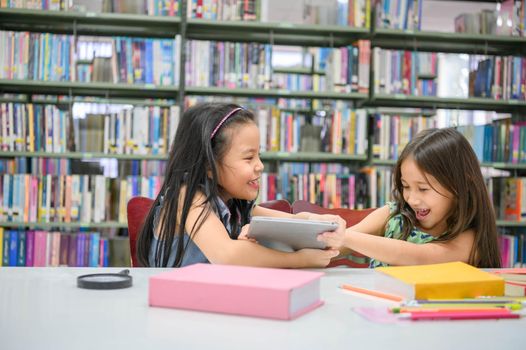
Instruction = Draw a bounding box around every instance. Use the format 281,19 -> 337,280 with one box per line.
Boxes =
84,153 -> 92,159
394,94 -> 407,99
144,84 -> 155,89
86,12 -> 96,17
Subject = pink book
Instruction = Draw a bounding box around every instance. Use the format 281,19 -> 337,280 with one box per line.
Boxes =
149,263 -> 324,320
33,231 -> 48,267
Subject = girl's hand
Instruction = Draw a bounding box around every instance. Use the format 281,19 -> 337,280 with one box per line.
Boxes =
317,223 -> 348,250
238,224 -> 258,243
308,214 -> 347,250
295,248 -> 340,268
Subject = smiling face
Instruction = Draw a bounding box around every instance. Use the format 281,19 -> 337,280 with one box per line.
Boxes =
400,157 -> 454,236
216,121 -> 264,202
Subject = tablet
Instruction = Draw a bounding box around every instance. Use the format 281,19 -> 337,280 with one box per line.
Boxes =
247,216 -> 338,252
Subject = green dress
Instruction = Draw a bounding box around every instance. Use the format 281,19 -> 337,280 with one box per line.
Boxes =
369,202 -> 440,268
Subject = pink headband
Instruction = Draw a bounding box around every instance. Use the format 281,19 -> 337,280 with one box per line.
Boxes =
210,107 -> 243,140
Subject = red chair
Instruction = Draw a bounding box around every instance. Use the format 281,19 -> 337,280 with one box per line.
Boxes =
258,199 -> 292,213
127,196 -> 154,267
127,197 -> 292,267
291,200 -> 375,268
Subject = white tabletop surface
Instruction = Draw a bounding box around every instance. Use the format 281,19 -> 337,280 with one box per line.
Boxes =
1,267 -> 525,350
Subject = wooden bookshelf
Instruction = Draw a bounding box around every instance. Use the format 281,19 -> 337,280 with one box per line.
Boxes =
367,94 -> 526,113
0,80 -> 180,99
0,221 -> 127,229
0,151 -> 168,161
261,152 -> 368,163
186,19 -> 369,46
0,8 -> 181,38
372,28 -> 526,56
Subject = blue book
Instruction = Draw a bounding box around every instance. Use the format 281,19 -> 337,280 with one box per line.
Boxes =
102,238 -> 109,267
473,125 -> 485,161
17,230 -> 26,266
77,233 -> 85,267
89,233 -> 100,267
144,39 -> 153,84
9,230 -> 18,266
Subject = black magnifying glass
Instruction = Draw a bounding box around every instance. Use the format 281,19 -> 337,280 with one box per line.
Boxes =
77,269 -> 133,290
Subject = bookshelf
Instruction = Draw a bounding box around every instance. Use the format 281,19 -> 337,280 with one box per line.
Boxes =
1,0 -> 526,267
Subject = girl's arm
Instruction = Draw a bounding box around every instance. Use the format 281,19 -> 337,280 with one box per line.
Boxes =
318,227 -> 475,266
188,196 -> 339,268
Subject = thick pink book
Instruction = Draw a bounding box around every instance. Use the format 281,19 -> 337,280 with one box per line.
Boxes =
149,263 -> 324,320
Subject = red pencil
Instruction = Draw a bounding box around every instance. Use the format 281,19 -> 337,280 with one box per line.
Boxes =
408,310 -> 520,321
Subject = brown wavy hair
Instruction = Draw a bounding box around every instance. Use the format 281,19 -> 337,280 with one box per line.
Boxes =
391,127 -> 501,268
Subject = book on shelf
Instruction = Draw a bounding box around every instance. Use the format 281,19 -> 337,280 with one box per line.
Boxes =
149,263 -> 324,320
0,229 -> 114,267
374,261 -> 505,300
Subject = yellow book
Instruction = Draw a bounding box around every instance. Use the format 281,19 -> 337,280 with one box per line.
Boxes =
375,262 -> 504,300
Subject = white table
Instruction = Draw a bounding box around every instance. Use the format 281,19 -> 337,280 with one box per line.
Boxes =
1,267 -> 524,350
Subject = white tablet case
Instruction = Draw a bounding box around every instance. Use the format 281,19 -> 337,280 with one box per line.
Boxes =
247,216 -> 338,252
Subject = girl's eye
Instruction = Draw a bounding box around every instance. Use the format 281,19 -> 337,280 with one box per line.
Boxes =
402,185 -> 409,190
419,188 -> 429,192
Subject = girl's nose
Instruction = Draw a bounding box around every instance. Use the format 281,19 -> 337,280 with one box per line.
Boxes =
255,158 -> 264,172
405,192 -> 420,207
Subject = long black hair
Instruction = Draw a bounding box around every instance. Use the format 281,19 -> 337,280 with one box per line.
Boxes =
136,102 -> 257,267
391,127 -> 501,268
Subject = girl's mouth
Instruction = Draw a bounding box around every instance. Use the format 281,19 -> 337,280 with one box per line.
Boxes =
416,209 -> 430,220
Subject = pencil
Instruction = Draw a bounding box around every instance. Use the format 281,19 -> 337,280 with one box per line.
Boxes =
407,310 -> 520,321
392,307 -> 513,314
400,303 -> 523,310
340,284 -> 404,302
408,299 -> 519,304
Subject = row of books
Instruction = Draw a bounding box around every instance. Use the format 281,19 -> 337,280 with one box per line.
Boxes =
458,119 -> 526,164
371,114 -> 437,161
271,72 -> 325,92
0,103 -> 180,155
77,36 -> 180,85
1,0 -> 181,16
0,157 -> 167,178
0,174 -> 161,224
184,40 -> 372,92
0,229 -> 110,267
259,163 -> 369,210
469,56 -> 525,101
257,105 -> 367,155
455,0 -> 525,37
185,40 -> 271,89
499,231 -> 526,268
375,0 -> 422,31
187,0 -> 258,21
336,0 -> 371,28
491,177 -> 526,222
324,41 -> 371,94
373,49 -> 438,96
0,31 -> 181,85
79,106 -> 180,155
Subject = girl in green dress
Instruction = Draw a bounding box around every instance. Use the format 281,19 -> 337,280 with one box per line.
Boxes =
318,127 -> 501,268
